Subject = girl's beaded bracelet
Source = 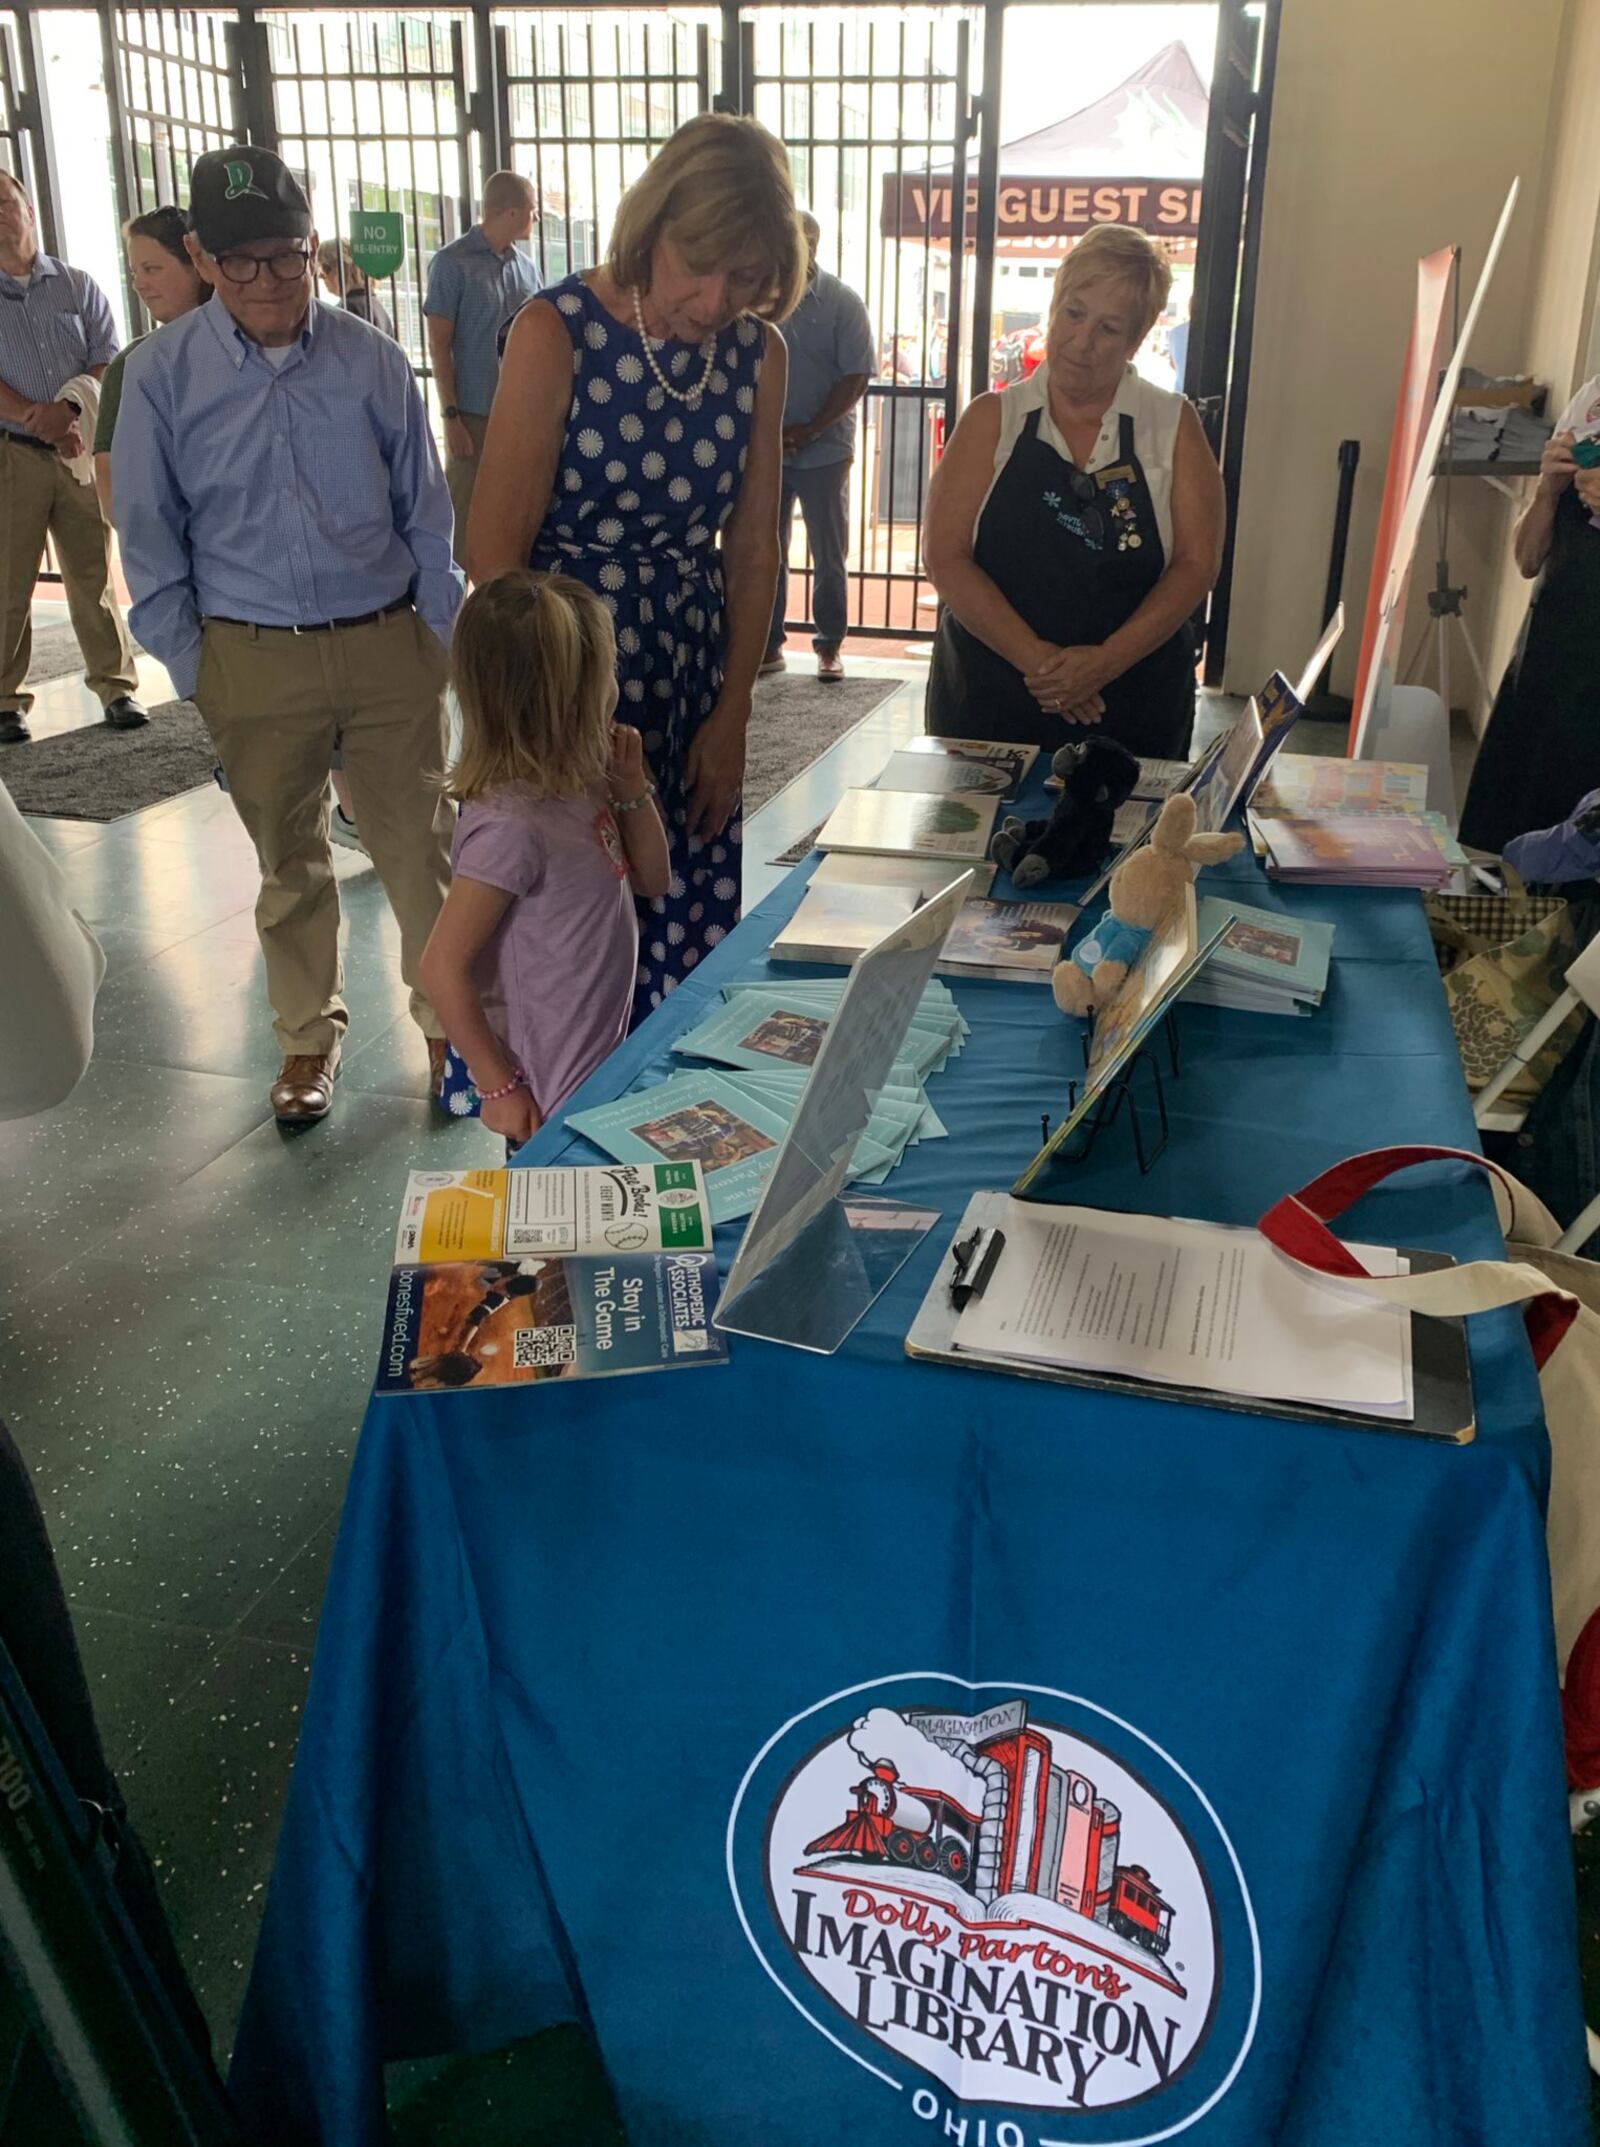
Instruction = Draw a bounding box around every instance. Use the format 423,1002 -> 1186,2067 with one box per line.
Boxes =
610,783 -> 658,815
476,1069 -> 527,1103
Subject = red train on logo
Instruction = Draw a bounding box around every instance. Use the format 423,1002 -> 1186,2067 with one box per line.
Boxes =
804,1710 -> 1176,1960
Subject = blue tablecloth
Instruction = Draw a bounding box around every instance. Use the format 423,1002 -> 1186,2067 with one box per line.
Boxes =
232,838 -> 1589,2147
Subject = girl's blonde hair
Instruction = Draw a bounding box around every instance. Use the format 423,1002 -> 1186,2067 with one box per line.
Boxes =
447,570 -> 617,804
1051,225 -> 1173,342
607,112 -> 806,324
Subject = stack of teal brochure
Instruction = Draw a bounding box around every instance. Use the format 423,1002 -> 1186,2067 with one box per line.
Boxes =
1183,895 -> 1335,1016
568,979 -> 969,1223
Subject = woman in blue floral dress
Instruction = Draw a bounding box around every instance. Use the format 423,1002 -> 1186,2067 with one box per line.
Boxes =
469,115 -> 803,1020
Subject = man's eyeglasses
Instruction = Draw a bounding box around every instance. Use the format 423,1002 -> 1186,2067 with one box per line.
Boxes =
1066,468 -> 1105,543
212,247 -> 312,286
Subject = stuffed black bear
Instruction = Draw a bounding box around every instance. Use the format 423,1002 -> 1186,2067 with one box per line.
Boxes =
990,735 -> 1141,889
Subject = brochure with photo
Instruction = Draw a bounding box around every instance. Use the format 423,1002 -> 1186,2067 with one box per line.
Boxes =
568,1071 -> 794,1221
392,1163 -> 711,1264
375,1251 -> 727,1394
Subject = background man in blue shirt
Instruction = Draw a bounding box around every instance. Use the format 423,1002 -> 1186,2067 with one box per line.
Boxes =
0,168 -> 142,745
114,146 -> 464,1127
762,213 -> 875,683
423,173 -> 540,567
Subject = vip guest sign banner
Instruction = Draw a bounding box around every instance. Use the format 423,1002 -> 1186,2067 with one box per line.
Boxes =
348,210 -> 404,280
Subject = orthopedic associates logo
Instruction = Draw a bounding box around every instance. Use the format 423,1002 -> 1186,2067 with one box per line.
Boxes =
726,1676 -> 1260,2146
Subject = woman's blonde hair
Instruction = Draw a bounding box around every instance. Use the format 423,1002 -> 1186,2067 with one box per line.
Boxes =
1050,225 -> 1173,342
607,113 -> 806,323
447,571 -> 617,804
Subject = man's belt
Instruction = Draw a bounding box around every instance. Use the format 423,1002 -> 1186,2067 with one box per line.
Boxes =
204,596 -> 413,636
1,428 -> 56,454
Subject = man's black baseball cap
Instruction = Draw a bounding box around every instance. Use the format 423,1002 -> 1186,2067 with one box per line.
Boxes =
188,147 -> 311,254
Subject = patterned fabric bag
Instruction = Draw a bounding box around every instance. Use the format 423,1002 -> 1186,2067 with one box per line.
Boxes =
1426,866 -> 1578,1105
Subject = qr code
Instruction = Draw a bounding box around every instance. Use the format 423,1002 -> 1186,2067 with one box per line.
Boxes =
672,1328 -> 709,1355
513,1325 -> 577,1369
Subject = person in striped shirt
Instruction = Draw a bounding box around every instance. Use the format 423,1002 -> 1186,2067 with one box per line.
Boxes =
0,169 -> 143,745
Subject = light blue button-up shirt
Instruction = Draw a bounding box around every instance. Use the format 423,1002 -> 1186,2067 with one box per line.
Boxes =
0,253 -> 119,436
113,299 -> 463,702
422,227 -> 541,415
781,265 -> 876,470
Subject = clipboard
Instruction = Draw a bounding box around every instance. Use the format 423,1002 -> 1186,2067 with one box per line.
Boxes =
905,1192 -> 1476,1444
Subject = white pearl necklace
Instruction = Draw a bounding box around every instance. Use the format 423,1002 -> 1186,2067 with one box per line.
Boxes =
630,285 -> 716,405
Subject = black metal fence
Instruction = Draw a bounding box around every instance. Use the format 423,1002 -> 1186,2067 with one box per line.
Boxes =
4,4 -> 1267,665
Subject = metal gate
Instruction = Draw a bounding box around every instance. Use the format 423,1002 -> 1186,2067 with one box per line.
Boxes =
738,4 -> 976,640
113,8 -> 239,222
495,7 -> 719,288
263,9 -> 474,407
0,13 -> 26,187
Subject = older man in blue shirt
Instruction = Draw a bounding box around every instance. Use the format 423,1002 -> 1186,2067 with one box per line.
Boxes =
423,173 -> 540,567
762,213 -> 875,683
0,168 -> 142,745
114,146 -> 464,1127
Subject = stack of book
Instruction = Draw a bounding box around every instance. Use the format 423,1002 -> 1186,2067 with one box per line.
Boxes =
1251,810 -> 1454,889
1183,896 -> 1334,1016
816,784 -> 1002,864
1247,755 -> 1460,889
568,980 -> 969,1223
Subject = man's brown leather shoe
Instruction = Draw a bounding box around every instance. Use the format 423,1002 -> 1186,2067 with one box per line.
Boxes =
271,1053 -> 336,1125
426,1035 -> 449,1103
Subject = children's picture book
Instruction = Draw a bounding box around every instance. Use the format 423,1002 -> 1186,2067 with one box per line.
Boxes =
768,880 -> 925,966
937,897 -> 1078,981
873,749 -> 1016,797
895,736 -> 1038,794
1185,895 -> 1334,1014
568,1071 -> 796,1221
393,1164 -> 711,1264
1253,808 -> 1452,887
817,786 -> 1001,864
1251,754 -> 1429,817
1012,888 -> 1231,1194
375,1250 -> 727,1394
809,850 -> 998,897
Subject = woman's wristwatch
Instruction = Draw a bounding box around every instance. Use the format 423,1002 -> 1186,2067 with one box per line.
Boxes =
443,404 -> 461,421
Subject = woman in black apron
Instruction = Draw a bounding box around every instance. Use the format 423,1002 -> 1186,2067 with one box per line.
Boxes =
923,226 -> 1224,757
1460,397 -> 1600,854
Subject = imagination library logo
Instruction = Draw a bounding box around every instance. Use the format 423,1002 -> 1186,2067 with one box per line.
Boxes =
728,1678 -> 1259,2142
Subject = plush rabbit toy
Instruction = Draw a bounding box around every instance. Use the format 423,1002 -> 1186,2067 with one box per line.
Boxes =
1052,790 -> 1243,1017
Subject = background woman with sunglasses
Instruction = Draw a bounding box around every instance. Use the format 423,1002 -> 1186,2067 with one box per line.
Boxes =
923,225 -> 1224,755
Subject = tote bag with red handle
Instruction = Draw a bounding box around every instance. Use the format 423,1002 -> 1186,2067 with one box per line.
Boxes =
1257,1144 -> 1599,1668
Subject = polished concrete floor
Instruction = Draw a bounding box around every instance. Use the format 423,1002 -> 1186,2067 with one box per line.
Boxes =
0,601 -> 929,2089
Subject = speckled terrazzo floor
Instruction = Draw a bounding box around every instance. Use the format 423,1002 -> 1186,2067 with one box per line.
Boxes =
10,612 -> 1470,2133
0,604 -> 928,2132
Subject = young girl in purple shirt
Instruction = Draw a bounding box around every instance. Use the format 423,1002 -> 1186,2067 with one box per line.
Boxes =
419,570 -> 671,1150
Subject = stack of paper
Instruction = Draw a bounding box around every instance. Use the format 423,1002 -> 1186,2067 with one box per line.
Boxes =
817,786 -> 1000,864
1251,809 -> 1454,888
569,980 -> 969,1222
1183,896 -> 1334,1015
951,1200 -> 1413,1421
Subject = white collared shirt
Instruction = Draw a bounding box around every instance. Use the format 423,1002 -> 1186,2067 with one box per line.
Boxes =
984,363 -> 1186,556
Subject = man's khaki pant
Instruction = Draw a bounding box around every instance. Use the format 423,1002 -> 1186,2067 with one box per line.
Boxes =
195,608 -> 453,1060
443,411 -> 490,570
1,433 -> 138,713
